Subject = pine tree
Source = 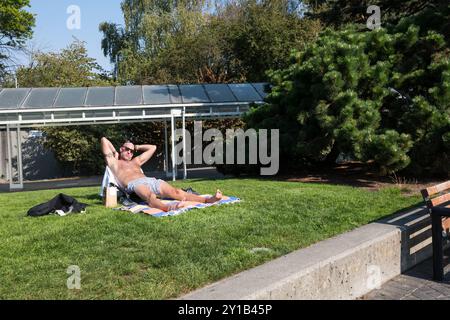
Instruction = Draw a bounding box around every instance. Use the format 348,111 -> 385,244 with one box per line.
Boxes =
246,25 -> 450,176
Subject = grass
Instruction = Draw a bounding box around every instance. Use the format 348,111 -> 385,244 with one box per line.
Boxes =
0,178 -> 422,299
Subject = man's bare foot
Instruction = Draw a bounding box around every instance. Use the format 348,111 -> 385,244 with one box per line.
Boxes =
205,189 -> 223,203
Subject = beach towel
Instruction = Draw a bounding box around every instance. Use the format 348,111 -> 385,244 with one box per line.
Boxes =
115,195 -> 241,217
100,167 -> 240,217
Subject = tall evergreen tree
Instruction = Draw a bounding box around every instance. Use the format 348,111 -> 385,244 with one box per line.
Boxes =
245,25 -> 450,176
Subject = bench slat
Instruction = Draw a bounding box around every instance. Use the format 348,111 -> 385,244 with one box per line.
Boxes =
443,218 -> 450,231
428,193 -> 450,208
421,181 -> 450,199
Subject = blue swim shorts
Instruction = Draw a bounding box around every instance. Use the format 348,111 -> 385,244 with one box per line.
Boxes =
126,177 -> 164,196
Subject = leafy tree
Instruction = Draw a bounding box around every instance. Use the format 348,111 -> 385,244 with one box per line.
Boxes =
100,0 -> 212,84
245,25 -> 450,176
213,0 -> 321,82
100,0 -> 321,84
0,0 -> 35,82
17,41 -> 111,87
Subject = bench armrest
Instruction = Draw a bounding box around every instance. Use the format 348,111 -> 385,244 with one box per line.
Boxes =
431,206 -> 450,217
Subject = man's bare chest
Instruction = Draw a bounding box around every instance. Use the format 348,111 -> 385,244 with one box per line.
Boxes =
118,161 -> 140,172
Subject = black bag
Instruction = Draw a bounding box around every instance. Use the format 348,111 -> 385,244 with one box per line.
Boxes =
27,193 -> 87,217
182,187 -> 200,195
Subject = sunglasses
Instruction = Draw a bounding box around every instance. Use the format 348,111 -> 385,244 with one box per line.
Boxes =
122,146 -> 135,154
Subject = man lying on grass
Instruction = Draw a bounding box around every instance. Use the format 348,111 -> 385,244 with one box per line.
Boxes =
101,137 -> 224,212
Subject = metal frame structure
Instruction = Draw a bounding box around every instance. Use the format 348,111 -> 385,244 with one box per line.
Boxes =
0,83 -> 267,190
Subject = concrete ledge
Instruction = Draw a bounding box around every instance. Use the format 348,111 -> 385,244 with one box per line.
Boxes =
181,205 -> 440,300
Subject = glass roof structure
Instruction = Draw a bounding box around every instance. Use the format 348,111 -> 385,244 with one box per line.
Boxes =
0,83 -> 268,128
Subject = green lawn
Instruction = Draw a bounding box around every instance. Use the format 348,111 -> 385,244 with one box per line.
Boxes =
0,178 -> 421,299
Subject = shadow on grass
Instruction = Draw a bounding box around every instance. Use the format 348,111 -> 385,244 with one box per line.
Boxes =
369,201 -> 426,225
230,173 -> 390,190
83,193 -> 103,202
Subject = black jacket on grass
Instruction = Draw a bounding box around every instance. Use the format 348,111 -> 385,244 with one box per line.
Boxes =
27,193 -> 87,217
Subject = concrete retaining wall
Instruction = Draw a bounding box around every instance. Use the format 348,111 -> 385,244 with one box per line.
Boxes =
182,205 -> 442,300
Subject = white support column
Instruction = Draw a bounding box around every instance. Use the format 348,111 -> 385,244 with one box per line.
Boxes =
171,111 -> 176,182
164,120 -> 169,176
182,107 -> 187,180
170,109 -> 182,182
17,124 -> 23,186
7,125 -> 24,191
6,125 -> 11,185
0,131 -> 4,180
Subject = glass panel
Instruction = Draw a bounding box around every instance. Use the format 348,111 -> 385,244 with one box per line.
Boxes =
54,88 -> 87,107
22,113 -> 45,121
143,85 -> 172,105
228,84 -> 262,102
23,88 -> 60,108
145,107 -> 172,116
251,83 -> 269,99
85,87 -> 115,106
83,110 -> 113,118
179,85 -> 210,103
168,85 -> 182,104
185,106 -> 211,114
0,114 -> 20,122
115,86 -> 142,106
204,84 -> 237,103
54,112 -> 83,120
213,105 -> 241,113
239,105 -> 250,112
0,88 -> 32,109
116,109 -> 142,117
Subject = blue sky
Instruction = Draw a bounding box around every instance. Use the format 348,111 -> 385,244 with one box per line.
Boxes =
19,0 -> 124,72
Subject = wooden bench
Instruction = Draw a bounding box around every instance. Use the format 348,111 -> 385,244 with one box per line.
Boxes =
421,181 -> 450,281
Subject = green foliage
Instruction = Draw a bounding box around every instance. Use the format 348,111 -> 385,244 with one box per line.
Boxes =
101,0 -> 217,84
100,0 -> 321,84
306,0 -> 449,30
17,41 -> 111,87
0,0 -> 34,45
0,0 -> 35,80
42,126 -> 125,176
212,0 -> 321,82
245,25 -> 450,176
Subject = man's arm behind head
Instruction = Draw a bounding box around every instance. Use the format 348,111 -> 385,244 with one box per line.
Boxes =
101,137 -> 119,167
134,144 -> 157,166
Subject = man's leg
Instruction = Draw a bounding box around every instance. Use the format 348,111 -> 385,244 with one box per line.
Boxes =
133,184 -> 175,212
158,181 -> 223,203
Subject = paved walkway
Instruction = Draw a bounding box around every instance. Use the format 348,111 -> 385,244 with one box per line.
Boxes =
0,167 -> 225,193
363,250 -> 450,300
